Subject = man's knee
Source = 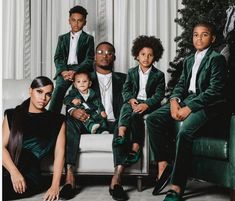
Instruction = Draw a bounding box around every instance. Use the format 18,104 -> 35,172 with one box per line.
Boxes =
146,111 -> 161,126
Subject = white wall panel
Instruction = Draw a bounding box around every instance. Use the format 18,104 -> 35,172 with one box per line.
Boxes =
3,0 -> 181,82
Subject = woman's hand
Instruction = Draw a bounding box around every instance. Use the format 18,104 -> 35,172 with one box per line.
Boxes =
43,186 -> 60,201
10,169 -> 27,194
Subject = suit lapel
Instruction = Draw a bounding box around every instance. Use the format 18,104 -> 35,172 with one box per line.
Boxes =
133,67 -> 139,93
64,32 -> 70,54
196,48 -> 212,77
76,31 -> 85,56
186,55 -> 195,86
145,67 -> 155,96
112,73 -> 120,110
92,72 -> 101,100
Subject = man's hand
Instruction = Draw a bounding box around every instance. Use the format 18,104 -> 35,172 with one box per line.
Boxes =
68,70 -> 76,81
129,98 -> 139,109
133,103 -> 149,113
61,71 -> 70,80
101,111 -> 107,118
71,109 -> 90,122
170,98 -> 181,120
177,106 -> 192,121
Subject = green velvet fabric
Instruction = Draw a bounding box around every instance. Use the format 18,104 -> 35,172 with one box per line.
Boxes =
190,115 -> 235,189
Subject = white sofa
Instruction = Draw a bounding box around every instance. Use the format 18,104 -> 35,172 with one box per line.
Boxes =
2,79 -> 149,191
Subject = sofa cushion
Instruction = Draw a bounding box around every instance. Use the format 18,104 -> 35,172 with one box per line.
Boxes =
80,134 -> 113,152
193,137 -> 228,160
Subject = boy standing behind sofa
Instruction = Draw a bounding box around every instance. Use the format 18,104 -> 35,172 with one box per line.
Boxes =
49,5 -> 94,113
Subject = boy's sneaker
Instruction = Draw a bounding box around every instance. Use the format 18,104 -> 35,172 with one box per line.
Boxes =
91,123 -> 100,134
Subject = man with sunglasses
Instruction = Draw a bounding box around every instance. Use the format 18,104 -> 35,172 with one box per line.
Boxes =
60,42 -> 126,199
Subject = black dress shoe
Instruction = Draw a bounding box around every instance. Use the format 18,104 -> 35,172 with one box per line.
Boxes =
152,165 -> 172,195
109,184 -> 128,201
60,184 -> 75,200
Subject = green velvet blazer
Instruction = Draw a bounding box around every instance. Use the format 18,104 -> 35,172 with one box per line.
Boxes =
90,71 -> 127,119
54,31 -> 94,78
170,47 -> 227,112
64,88 -> 105,113
122,65 -> 165,112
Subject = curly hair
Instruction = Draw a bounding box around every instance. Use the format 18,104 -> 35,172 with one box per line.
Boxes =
131,35 -> 164,62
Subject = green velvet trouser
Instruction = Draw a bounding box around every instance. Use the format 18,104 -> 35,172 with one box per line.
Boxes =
82,110 -> 108,133
118,102 -> 146,147
49,75 -> 72,113
146,95 -> 226,190
113,102 -> 146,166
66,114 -> 117,165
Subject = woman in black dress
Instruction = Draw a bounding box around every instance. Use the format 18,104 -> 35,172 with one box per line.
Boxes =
2,76 -> 66,201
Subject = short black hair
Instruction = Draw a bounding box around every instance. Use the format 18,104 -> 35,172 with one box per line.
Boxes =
193,21 -> 216,36
73,69 -> 91,81
69,5 -> 88,18
96,41 -> 116,54
131,35 -> 164,62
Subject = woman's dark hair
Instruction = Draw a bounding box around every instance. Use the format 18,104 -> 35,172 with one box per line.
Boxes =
8,76 -> 53,165
131,35 -> 164,62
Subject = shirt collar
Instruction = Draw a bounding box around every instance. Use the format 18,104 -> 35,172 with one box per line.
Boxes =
97,72 -> 112,78
195,47 -> 209,59
138,65 -> 152,75
70,30 -> 82,38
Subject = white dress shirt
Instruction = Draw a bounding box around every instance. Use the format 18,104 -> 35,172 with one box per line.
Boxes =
188,48 -> 209,93
97,72 -> 115,121
80,89 -> 90,110
67,30 -> 82,65
137,66 -> 152,100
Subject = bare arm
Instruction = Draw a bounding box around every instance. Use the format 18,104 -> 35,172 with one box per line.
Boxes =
2,116 -> 26,194
43,122 -> 66,201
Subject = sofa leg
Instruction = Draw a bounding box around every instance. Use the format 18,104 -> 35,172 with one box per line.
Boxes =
231,189 -> 235,201
137,176 -> 143,192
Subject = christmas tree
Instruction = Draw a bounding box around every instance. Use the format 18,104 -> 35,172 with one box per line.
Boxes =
167,0 -> 230,96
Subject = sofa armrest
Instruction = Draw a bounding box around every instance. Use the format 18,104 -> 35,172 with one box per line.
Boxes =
229,115 -> 235,169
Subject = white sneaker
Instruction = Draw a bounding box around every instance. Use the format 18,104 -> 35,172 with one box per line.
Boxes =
91,124 -> 100,134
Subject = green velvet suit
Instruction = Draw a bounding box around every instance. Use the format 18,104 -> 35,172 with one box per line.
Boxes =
64,88 -> 107,133
115,66 -> 165,166
147,47 -> 228,189
49,31 -> 95,113
65,71 -> 126,166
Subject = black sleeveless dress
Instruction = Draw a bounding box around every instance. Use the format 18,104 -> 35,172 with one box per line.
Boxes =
3,109 -> 65,200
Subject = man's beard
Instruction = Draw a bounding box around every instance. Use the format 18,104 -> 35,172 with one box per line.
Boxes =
99,65 -> 113,71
